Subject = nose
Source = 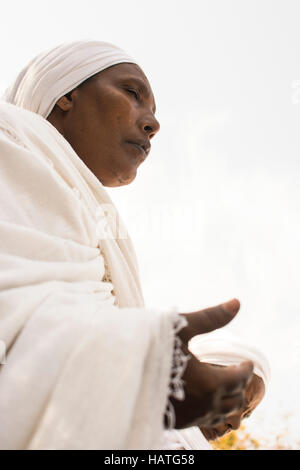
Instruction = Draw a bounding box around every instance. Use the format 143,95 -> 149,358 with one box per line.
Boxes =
226,414 -> 242,431
141,113 -> 160,140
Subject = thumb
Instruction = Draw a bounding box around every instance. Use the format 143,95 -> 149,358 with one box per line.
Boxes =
179,298 -> 240,343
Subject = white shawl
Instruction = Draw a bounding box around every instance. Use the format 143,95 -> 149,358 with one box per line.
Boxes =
0,100 -> 179,450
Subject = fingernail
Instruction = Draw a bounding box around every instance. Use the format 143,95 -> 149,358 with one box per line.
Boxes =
222,298 -> 240,314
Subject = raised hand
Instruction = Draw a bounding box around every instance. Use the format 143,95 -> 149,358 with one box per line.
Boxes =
178,298 -> 241,344
169,299 -> 254,429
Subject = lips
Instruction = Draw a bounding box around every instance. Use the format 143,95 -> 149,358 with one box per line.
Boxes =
127,140 -> 151,159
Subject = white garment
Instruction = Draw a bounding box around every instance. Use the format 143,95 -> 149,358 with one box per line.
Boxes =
161,428 -> 212,450
0,101 -> 183,450
1,39 -> 193,451
2,40 -> 138,119
4,40 -> 264,452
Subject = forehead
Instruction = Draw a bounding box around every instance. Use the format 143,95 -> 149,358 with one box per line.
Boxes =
88,63 -> 149,90
103,62 -> 148,80
79,62 -> 156,113
93,63 -> 154,96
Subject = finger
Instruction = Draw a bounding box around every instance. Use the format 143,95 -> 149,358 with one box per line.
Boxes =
218,361 -> 254,393
189,298 -> 240,339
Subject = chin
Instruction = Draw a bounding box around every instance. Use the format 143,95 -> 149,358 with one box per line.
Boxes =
98,172 -> 136,187
98,163 -> 138,187
116,168 -> 137,186
117,177 -> 135,186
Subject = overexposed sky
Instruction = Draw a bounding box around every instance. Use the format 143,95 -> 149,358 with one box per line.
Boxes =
1,0 -> 300,447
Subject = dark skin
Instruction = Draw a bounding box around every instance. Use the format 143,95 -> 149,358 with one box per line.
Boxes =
47,63 -> 159,187
47,64 -> 254,429
166,299 -> 253,429
200,370 -> 265,441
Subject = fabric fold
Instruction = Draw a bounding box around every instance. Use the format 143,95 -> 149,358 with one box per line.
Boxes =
0,101 -> 180,449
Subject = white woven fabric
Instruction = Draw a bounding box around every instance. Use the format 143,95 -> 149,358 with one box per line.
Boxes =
161,428 -> 212,450
1,40 -> 192,450
2,40 -> 138,118
0,100 -> 182,450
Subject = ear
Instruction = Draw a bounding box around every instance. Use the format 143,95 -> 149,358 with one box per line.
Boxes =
56,94 -> 73,112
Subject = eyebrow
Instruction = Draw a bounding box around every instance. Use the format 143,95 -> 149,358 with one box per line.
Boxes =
120,75 -> 156,114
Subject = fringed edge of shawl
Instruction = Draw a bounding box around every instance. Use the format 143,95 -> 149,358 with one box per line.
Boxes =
164,312 -> 191,429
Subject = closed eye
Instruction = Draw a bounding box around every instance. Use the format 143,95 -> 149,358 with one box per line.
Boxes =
126,88 -> 140,101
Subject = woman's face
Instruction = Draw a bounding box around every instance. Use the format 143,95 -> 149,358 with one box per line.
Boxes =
47,63 -> 160,187
200,373 -> 265,441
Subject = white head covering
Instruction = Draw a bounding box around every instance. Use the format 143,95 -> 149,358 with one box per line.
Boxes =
189,329 -> 271,387
2,40 -> 138,118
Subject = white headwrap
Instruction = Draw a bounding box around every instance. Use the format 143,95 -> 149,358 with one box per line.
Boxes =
2,40 -> 138,118
189,329 -> 271,387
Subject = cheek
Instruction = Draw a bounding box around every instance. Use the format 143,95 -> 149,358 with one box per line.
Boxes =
112,111 -> 136,133
103,91 -> 137,128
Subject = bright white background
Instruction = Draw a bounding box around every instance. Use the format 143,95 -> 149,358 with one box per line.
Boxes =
1,0 -> 300,448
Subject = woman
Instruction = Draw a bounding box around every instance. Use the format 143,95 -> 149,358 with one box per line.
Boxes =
0,40 -> 253,449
